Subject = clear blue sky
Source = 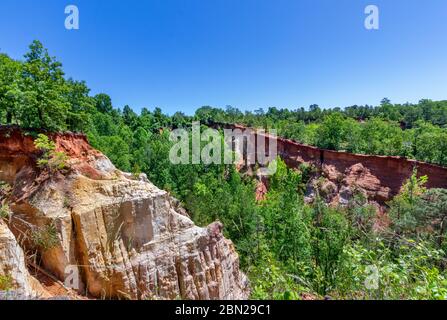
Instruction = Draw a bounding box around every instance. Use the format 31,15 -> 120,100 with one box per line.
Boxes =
1,0 -> 446,115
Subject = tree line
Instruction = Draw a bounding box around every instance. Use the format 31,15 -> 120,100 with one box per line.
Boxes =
2,41 -> 447,299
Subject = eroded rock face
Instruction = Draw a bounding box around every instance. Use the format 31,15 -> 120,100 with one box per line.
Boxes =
0,127 -> 249,300
310,163 -> 392,206
218,124 -> 447,205
0,220 -> 49,298
68,176 -> 248,299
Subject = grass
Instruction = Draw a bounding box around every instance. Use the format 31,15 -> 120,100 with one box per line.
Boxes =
0,203 -> 10,221
31,223 -> 59,251
0,274 -> 13,291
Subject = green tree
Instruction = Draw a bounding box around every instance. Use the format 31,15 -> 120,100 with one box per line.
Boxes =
315,113 -> 347,150
94,93 -> 113,114
65,79 -> 95,132
123,105 -> 139,129
310,202 -> 350,295
19,40 -> 69,131
0,54 -> 22,124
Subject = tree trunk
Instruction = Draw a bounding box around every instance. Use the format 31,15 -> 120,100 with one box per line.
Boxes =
6,111 -> 12,124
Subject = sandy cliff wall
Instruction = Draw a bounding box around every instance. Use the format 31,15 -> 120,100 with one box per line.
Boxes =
220,124 -> 447,203
0,126 -> 249,300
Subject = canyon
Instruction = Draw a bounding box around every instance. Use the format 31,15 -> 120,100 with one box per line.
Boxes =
0,126 -> 249,300
218,124 -> 447,207
2,124 -> 447,300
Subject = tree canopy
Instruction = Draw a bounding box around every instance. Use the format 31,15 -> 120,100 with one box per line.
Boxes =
2,41 -> 447,300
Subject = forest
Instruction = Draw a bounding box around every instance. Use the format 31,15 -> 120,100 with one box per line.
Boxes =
1,41 -> 447,299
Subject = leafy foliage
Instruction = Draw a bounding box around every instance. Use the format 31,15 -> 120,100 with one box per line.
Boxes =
0,203 -> 10,221
0,274 -> 13,291
1,41 -> 447,300
31,223 -> 59,251
34,134 -> 68,172
0,181 -> 12,221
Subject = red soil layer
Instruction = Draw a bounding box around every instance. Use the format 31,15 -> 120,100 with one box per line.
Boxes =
0,126 -> 101,159
220,123 -> 447,199
0,126 -> 106,184
2,124 -> 447,201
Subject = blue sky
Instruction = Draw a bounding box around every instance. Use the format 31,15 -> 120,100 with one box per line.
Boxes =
1,0 -> 446,115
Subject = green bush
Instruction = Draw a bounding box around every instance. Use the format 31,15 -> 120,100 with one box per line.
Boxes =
249,246 -> 305,300
0,274 -> 13,291
337,241 -> 447,300
0,181 -> 12,196
34,134 -> 68,172
31,223 -> 59,251
0,203 -> 11,221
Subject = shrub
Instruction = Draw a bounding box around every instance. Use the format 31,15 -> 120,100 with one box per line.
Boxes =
0,182 -> 12,203
34,134 -> 68,172
34,133 -> 56,155
0,203 -> 11,221
48,151 -> 68,171
132,163 -> 141,179
337,241 -> 447,300
31,223 -> 59,251
0,274 -> 13,291
249,247 -> 305,300
310,205 -> 351,296
63,196 -> 71,209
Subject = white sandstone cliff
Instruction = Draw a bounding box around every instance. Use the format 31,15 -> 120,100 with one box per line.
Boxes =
0,127 -> 249,300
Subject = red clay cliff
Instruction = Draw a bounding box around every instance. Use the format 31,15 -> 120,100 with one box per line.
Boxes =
219,123 -> 447,204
